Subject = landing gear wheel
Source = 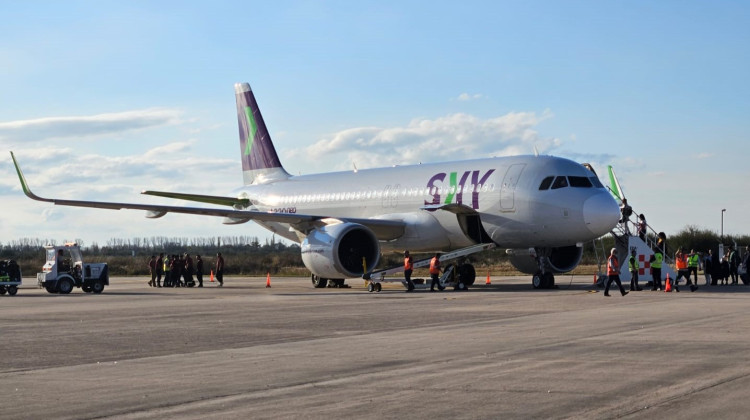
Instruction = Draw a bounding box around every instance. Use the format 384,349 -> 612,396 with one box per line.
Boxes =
374,283 -> 382,292
7,285 -> 17,296
45,284 -> 59,294
543,272 -> 555,289
91,281 -> 105,294
532,273 -> 543,289
58,278 -> 73,295
368,282 -> 375,292
454,282 -> 468,291
461,264 -> 477,286
311,275 -> 328,289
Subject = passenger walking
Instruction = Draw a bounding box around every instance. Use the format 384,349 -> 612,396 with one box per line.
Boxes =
155,253 -> 164,287
171,254 -> 183,287
604,248 -> 628,297
147,255 -> 157,287
728,246 -> 739,285
429,253 -> 444,291
703,250 -> 713,286
403,250 -> 415,292
195,255 -> 204,287
687,249 -> 701,286
628,249 -> 642,291
650,247 -> 664,291
720,253 -> 730,285
619,199 -> 633,235
637,214 -> 647,241
215,252 -> 225,287
184,253 -> 195,287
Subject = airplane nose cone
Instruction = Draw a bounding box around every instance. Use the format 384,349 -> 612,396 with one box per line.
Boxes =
583,193 -> 620,236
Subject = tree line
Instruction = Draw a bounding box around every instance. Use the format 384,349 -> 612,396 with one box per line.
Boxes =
1,227 -> 747,278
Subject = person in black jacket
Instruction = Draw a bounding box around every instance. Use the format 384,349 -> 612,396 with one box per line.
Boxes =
195,255 -> 204,287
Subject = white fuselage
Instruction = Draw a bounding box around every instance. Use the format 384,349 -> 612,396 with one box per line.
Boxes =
237,155 -> 620,252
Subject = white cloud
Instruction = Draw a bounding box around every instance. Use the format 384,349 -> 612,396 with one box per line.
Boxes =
0,108 -> 182,143
286,110 -> 559,172
456,93 -> 484,101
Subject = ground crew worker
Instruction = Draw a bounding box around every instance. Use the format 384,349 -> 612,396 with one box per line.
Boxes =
673,248 -> 698,292
429,253 -> 444,291
147,255 -> 157,287
651,247 -> 663,291
687,249 -> 701,286
403,250 -> 415,292
163,254 -> 171,287
184,253 -> 195,287
628,249 -> 642,291
604,248 -> 628,297
155,253 -> 164,288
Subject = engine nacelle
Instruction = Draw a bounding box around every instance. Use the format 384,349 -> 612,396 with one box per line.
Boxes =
507,245 -> 583,274
301,223 -> 380,279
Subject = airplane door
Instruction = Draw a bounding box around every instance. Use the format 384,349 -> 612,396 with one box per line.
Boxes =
500,164 -> 525,211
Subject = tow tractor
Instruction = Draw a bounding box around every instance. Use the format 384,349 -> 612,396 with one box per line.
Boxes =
38,243 -> 109,294
364,243 -> 496,292
0,260 -> 22,296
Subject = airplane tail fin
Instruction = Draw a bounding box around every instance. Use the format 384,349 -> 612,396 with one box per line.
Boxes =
235,83 -> 290,185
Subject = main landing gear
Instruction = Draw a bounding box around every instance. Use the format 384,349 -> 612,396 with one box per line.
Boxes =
531,249 -> 556,289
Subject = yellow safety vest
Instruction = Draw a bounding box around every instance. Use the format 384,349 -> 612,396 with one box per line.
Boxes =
652,252 -> 663,269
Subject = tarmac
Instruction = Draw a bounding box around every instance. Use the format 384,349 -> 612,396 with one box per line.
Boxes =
2,275 -> 750,419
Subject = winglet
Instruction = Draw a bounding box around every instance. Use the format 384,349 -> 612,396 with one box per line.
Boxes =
607,165 -> 625,201
9,151 -> 52,203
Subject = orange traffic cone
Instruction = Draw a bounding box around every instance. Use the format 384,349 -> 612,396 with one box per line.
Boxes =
486,271 -> 491,285
664,273 -> 672,292
265,272 -> 271,288
210,270 -> 214,282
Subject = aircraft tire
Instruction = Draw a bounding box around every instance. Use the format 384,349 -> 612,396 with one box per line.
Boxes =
91,281 -> 105,294
58,278 -> 74,295
311,275 -> 328,288
7,285 -> 18,296
462,264 -> 477,286
374,283 -> 382,292
368,283 -> 374,292
532,273 -> 543,289
543,272 -> 555,289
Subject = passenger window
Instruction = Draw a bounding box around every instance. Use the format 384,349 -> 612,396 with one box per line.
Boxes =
538,176 -> 554,190
551,176 -> 568,189
589,176 -> 604,188
568,176 -> 593,188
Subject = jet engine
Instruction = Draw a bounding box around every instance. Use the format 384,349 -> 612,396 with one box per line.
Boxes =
301,223 -> 380,279
507,245 -> 583,274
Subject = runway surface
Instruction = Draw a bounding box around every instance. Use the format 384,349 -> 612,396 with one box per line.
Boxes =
2,275 -> 750,419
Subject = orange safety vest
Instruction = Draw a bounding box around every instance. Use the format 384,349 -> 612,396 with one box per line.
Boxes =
429,257 -> 440,275
404,256 -> 413,271
607,255 -> 619,275
675,253 -> 688,270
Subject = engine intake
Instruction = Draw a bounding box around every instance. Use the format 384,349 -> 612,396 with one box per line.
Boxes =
507,245 -> 583,274
301,223 -> 380,279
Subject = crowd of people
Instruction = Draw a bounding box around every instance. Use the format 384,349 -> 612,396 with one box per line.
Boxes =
147,252 -> 225,288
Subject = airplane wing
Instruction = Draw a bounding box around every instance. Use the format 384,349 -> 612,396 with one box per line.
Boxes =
9,152 -> 405,240
141,190 -> 250,207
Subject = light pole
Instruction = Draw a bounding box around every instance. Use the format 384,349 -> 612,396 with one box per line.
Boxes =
721,208 -> 726,243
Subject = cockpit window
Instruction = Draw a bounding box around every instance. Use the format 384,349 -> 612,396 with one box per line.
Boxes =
568,176 -> 593,188
551,176 -> 568,189
589,176 -> 604,188
538,176 -> 554,190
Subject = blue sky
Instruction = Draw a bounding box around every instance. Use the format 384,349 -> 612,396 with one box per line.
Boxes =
1,1 -> 748,246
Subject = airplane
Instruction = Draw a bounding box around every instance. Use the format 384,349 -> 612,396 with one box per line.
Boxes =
10,83 -> 621,289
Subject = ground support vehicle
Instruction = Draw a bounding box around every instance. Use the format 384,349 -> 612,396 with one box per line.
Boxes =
37,243 -> 109,294
363,243 -> 494,292
0,260 -> 22,296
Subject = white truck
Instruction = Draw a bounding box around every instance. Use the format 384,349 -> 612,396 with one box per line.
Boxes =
38,243 -> 109,294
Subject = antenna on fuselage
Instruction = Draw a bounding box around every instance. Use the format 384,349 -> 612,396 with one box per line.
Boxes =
353,162 -> 358,173
533,146 -> 539,157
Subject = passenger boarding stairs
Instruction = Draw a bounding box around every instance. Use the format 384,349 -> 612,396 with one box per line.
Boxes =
592,211 -> 675,287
